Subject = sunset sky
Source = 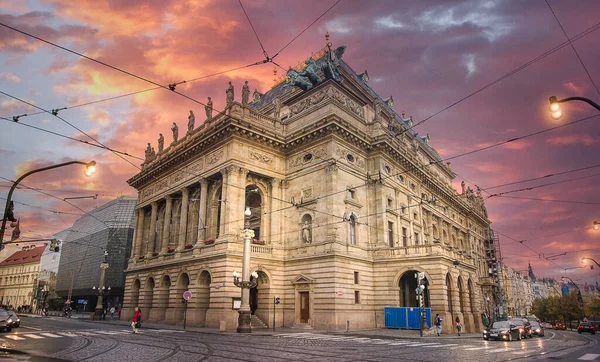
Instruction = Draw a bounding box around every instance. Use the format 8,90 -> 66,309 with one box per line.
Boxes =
1,0 -> 599,284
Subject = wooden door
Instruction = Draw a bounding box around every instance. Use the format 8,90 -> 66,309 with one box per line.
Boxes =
300,292 -> 310,323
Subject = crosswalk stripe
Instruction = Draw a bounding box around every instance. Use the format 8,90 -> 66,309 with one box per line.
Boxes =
78,331 -> 97,336
22,334 -> 44,339
578,354 -> 600,361
464,347 -> 487,351
4,335 -> 25,340
40,333 -> 62,338
512,350 -> 535,355
425,344 -> 458,348
57,333 -> 75,337
488,348 -> 510,353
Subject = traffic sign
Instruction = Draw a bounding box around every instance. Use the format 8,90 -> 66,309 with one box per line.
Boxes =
183,290 -> 192,300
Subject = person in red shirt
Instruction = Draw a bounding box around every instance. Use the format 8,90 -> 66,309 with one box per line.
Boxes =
132,307 -> 142,333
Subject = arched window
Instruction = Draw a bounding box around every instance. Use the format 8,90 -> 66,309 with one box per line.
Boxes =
246,186 -> 262,240
349,215 -> 357,245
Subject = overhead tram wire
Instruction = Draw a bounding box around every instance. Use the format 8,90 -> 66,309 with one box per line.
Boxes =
0,62 -> 263,122
482,162 -> 600,191
238,0 -> 270,61
270,0 -> 344,60
395,20 -> 600,137
0,116 -> 143,160
486,172 -> 600,199
0,196 -> 84,216
491,195 -> 600,205
0,91 -> 142,170
545,0 -> 600,97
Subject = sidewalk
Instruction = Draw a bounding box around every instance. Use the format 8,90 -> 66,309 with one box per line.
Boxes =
21,313 -> 479,339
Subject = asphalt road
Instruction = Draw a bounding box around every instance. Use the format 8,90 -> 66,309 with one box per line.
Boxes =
1,316 -> 598,361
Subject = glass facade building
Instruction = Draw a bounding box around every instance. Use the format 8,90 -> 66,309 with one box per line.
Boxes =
55,196 -> 136,312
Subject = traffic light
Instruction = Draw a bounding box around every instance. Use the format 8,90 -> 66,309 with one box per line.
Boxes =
274,297 -> 280,304
4,201 -> 17,222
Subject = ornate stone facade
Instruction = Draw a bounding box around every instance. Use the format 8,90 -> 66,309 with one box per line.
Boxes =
123,45 -> 491,333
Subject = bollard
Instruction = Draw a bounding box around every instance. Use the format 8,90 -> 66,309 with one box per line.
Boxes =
346,320 -> 350,332
219,320 -> 226,333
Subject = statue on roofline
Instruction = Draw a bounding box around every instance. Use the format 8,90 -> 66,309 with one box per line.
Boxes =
242,81 -> 250,105
205,97 -> 213,120
158,133 -> 164,152
226,81 -> 234,106
188,110 -> 195,133
171,122 -> 179,142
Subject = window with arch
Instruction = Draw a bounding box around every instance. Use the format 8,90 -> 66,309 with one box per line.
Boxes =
246,185 -> 262,240
349,214 -> 357,245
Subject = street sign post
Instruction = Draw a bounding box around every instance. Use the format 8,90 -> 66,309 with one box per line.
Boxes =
183,291 -> 192,329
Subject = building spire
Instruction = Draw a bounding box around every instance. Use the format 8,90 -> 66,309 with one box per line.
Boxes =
528,262 -> 536,281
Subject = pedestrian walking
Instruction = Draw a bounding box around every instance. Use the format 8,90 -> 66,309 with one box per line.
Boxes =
435,314 -> 443,336
456,316 -> 462,336
132,307 -> 142,333
110,307 -> 115,319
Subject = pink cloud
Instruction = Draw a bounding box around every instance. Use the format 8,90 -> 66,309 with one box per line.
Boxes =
547,135 -> 600,146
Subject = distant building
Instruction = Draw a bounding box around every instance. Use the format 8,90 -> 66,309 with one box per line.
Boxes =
0,245 -> 44,307
55,196 -> 136,313
35,229 -> 69,310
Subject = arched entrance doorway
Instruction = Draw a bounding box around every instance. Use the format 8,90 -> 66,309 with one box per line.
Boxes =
250,271 -> 270,324
399,270 -> 430,307
446,273 -> 453,316
142,277 -> 154,314
130,279 -> 141,309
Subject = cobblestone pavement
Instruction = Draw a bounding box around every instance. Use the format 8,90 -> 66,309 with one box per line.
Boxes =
2,317 -> 598,361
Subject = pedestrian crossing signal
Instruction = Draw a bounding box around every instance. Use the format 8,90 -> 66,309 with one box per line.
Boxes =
274,297 -> 280,304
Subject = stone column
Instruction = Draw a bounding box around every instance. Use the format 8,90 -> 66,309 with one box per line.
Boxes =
196,178 -> 208,244
178,187 -> 189,250
146,202 -> 158,257
161,196 -> 173,253
132,208 -> 144,258
219,169 -> 229,238
270,178 -> 281,245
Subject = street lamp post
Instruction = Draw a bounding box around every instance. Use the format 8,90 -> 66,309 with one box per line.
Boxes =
548,96 -> 600,120
233,207 -> 258,333
561,276 -> 584,319
0,160 -> 96,247
92,251 -> 110,320
582,257 -> 600,269
594,221 -> 599,231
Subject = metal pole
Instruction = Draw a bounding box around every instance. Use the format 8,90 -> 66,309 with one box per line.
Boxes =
273,297 -> 276,332
183,300 -> 188,330
1,160 -> 94,247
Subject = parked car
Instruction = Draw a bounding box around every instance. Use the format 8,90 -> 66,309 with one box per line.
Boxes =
509,318 -> 533,339
578,322 -> 596,335
483,320 -> 523,341
0,310 -> 12,332
530,321 -> 545,337
6,311 -> 19,328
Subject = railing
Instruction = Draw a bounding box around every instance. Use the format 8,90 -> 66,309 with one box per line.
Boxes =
251,245 -> 273,254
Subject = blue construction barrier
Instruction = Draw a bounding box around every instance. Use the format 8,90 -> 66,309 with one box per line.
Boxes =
384,307 -> 431,329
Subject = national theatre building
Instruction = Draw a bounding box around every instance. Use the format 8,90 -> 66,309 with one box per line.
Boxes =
123,38 -> 492,333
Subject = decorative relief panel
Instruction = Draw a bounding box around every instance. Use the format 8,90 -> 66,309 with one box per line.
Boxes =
334,147 -> 365,169
206,149 -> 224,166
248,148 -> 273,165
302,187 -> 313,200
289,86 -> 364,118
289,147 -> 327,168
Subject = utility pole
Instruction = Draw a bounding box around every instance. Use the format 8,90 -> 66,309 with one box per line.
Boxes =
66,270 -> 74,314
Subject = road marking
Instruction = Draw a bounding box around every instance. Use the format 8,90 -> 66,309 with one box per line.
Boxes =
487,348 -> 511,353
57,333 -> 75,337
77,331 -> 97,336
512,350 -> 535,355
22,334 -> 44,339
425,344 -> 458,348
4,335 -> 25,340
578,354 -> 600,361
40,333 -> 62,338
463,347 -> 487,351
21,326 -> 42,331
